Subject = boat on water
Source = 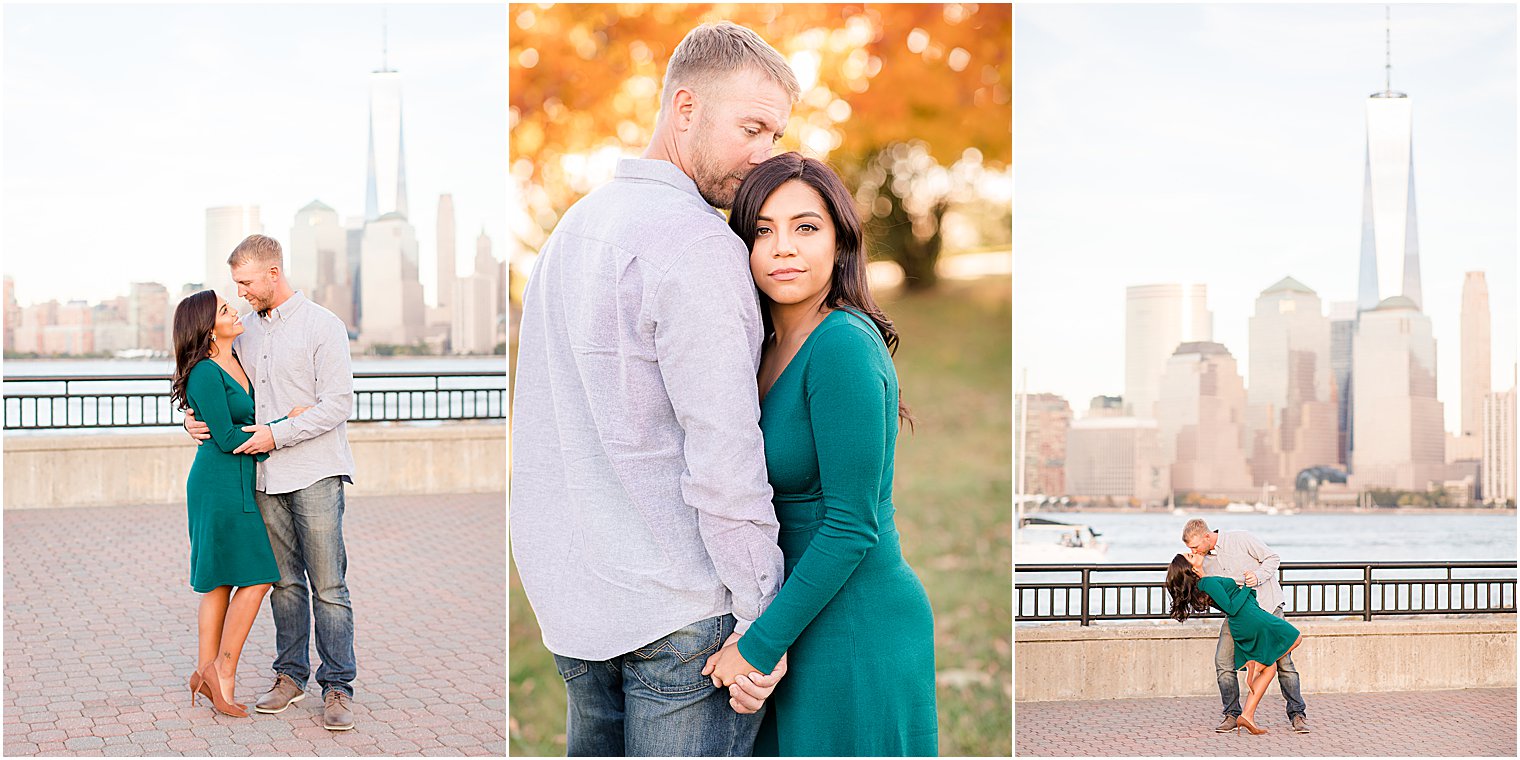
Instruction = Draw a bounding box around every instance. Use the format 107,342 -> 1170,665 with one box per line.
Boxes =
1015,516 -> 1109,564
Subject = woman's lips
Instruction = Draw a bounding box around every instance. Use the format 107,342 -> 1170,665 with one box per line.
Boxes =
769,268 -> 805,281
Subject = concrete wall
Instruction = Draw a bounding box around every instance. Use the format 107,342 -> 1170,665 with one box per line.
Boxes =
3,424 -> 506,508
1016,617 -> 1517,701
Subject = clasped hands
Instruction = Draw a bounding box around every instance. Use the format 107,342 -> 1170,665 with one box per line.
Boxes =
183,406 -> 310,455
700,633 -> 788,715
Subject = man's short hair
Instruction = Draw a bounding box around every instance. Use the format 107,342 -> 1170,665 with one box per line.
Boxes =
227,234 -> 283,269
1182,519 -> 1212,543
660,22 -> 801,117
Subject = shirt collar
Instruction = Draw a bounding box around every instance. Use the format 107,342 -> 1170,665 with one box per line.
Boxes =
260,290 -> 308,322
613,158 -> 725,220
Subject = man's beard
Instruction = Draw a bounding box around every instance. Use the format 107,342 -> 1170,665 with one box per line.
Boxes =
690,133 -> 744,209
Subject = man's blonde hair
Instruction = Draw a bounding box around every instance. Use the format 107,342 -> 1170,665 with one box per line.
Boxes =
660,22 -> 801,117
226,234 -> 283,269
1181,518 -> 1212,543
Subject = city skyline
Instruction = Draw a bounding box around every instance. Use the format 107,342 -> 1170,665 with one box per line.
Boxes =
1015,3 -> 1517,435
2,4 -> 507,309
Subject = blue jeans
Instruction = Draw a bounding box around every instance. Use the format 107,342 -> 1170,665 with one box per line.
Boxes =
551,614 -> 763,756
255,476 -> 356,698
1215,605 -> 1305,719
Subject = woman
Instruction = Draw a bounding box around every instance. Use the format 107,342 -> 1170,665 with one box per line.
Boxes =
1167,552 -> 1303,735
703,153 -> 938,756
170,290 -> 299,717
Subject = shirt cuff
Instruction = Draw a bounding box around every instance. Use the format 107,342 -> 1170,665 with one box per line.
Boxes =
267,416 -> 290,449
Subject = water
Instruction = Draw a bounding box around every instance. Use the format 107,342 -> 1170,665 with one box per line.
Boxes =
2,357 -> 506,432
2,357 -> 505,377
1016,510 -> 1517,622
1023,510 -> 1517,564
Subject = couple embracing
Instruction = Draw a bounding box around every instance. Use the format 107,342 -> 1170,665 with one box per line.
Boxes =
1166,518 -> 1311,736
511,21 -> 939,757
171,234 -> 358,729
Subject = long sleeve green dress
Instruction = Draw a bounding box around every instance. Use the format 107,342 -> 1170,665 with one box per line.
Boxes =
735,309 -> 938,757
184,358 -> 281,593
1198,575 -> 1300,669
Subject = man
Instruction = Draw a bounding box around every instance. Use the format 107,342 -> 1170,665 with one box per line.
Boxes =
510,21 -> 800,756
185,234 -> 358,731
1182,518 -> 1310,734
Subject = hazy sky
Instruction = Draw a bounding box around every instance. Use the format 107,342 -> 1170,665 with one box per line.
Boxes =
1015,3 -> 1517,435
3,3 -> 507,307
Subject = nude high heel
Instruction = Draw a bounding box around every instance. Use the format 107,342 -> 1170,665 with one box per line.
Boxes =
1236,715 -> 1268,735
193,662 -> 248,718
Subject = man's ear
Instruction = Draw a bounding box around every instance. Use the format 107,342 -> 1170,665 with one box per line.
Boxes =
670,87 -> 698,131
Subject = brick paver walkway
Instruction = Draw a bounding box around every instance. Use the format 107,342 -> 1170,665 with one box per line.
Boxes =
1016,687 -> 1516,756
3,493 -> 506,756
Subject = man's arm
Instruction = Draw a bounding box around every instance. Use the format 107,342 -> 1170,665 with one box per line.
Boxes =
268,316 -> 354,449
652,235 -> 784,635
1239,531 -> 1280,587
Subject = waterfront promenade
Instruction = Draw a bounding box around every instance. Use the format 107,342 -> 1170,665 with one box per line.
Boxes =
3,492 -> 505,756
1016,687 -> 1517,756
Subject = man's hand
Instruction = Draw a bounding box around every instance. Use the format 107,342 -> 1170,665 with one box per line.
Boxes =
1243,570 -> 1259,587
233,425 -> 275,455
726,653 -> 787,714
702,632 -> 787,713
183,409 -> 210,444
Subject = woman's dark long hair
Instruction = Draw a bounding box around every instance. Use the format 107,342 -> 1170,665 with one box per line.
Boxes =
1166,553 -> 1213,622
729,152 -> 914,427
170,290 -> 219,412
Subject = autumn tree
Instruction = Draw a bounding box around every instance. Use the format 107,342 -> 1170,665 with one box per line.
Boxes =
510,3 -> 1010,291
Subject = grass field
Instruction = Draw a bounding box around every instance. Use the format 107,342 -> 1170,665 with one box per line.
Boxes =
509,275 -> 1013,756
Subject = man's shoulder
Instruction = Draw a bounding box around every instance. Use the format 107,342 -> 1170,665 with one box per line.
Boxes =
557,178 -> 739,260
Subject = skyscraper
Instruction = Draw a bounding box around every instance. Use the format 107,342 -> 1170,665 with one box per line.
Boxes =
204,205 -> 262,301
1155,341 -> 1253,497
1328,300 -> 1357,466
1065,417 -> 1169,503
1124,283 -> 1212,419
436,194 -> 457,309
1458,272 -> 1491,460
1246,277 -> 1338,491
291,201 -> 353,327
127,282 -> 170,353
476,229 -> 503,323
1016,393 -> 1071,497
365,27 -> 408,222
3,276 -> 19,354
359,213 -> 425,346
1482,376 -> 1516,505
1356,9 -> 1422,312
1351,296 -> 1445,491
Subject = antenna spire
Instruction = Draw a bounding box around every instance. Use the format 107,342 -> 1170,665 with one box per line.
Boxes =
1384,5 -> 1392,92
382,9 -> 390,72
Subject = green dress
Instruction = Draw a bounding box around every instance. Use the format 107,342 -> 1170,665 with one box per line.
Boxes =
1198,575 -> 1301,669
184,358 -> 281,593
736,310 -> 938,757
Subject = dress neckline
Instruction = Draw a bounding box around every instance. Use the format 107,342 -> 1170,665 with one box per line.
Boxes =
208,353 -> 252,398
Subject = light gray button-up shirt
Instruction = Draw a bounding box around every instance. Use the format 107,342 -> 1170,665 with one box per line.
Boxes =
510,158 -> 784,661
1202,529 -> 1285,613
233,290 -> 355,495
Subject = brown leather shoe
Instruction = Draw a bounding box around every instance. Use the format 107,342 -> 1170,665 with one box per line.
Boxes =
323,690 -> 355,731
1214,715 -> 1238,733
254,673 -> 306,714
1291,715 -> 1311,733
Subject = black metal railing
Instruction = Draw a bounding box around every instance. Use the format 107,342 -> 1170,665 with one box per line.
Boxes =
1016,561 -> 1518,625
2,371 -> 506,430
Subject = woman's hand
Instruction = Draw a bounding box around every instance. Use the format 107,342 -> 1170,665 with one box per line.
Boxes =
288,405 -> 311,418
703,639 -> 761,688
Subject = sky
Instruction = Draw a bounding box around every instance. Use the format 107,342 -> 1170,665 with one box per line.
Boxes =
1015,3 -> 1517,435
2,3 -> 507,308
